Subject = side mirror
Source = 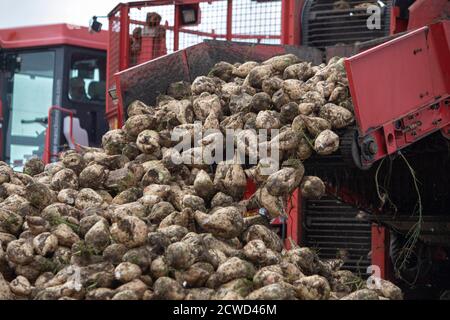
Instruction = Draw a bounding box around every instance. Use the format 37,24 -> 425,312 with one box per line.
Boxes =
89,16 -> 103,33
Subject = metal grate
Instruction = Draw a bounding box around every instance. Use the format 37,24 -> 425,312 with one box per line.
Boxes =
129,5 -> 175,56
126,1 -> 283,53
110,0 -> 283,71
302,0 -> 391,49
303,196 -> 372,275
232,0 -> 282,44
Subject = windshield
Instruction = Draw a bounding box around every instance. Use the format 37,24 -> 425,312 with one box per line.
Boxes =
5,51 -> 55,170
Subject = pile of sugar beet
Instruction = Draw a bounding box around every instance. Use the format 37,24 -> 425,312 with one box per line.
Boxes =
0,54 -> 403,300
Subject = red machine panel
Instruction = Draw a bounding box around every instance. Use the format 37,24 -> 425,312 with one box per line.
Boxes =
346,26 -> 436,135
407,0 -> 450,32
345,21 -> 450,165
0,24 -> 107,50
428,21 -> 450,95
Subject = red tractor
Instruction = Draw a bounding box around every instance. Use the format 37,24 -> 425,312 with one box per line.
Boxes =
0,24 -> 108,168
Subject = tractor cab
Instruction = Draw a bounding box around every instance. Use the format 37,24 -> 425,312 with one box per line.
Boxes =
0,24 -> 108,169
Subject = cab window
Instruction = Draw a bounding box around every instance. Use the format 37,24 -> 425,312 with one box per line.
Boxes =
6,51 -> 55,170
68,53 -> 106,103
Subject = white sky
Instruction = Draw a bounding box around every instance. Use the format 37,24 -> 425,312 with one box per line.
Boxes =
0,0 -> 119,29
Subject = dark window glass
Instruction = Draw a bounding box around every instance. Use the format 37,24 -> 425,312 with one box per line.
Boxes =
68,53 -> 106,104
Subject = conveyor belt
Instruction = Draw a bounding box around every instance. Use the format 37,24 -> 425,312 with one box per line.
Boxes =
303,196 -> 372,275
302,0 -> 392,50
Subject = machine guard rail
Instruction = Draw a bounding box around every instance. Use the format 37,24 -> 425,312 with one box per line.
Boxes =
43,106 -> 76,164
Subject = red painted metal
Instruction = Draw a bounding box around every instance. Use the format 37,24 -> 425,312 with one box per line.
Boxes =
0,99 -> 3,160
43,106 -> 75,164
115,76 -> 126,130
346,27 -> 434,135
106,8 -> 122,118
281,0 -> 302,45
226,0 -> 233,41
345,21 -> 450,166
390,0 -> 449,36
284,189 -> 301,250
0,24 -> 107,50
390,6 -> 408,35
244,179 -> 302,250
371,225 -> 389,280
407,0 -> 450,31
243,179 -> 257,201
119,5 -> 130,71
428,21 -> 450,94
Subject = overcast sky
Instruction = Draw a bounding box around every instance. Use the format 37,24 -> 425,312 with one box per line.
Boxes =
0,0 -> 119,29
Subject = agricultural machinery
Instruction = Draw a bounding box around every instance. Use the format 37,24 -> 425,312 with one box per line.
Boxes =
103,0 -> 450,295
0,0 -> 449,296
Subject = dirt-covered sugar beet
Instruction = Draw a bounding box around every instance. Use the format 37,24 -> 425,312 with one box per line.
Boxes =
0,53 -> 402,301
